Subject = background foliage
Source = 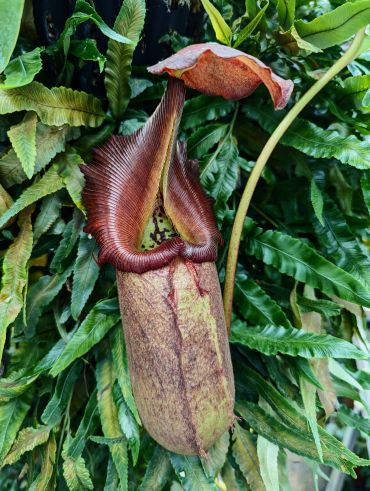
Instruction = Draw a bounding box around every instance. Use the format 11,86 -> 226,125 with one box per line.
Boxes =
0,0 -> 369,489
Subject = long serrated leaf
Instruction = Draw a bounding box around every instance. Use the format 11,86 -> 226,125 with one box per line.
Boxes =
41,362 -> 82,427
310,179 -> 324,226
246,227 -> 370,307
297,296 -> 341,317
0,394 -> 30,464
0,373 -> 38,400
245,104 -> 370,170
71,235 -> 100,320
200,0 -> 232,45
0,123 -> 80,188
230,320 -> 367,359
188,123 -> 228,159
312,197 -> 370,286
29,432 -> 56,491
0,209 -> 33,360
277,0 -> 295,30
113,384 -> 140,466
96,356 -> 128,491
221,461 -> 245,491
110,327 -> 140,424
2,425 -> 50,466
24,337 -> 69,378
0,0 -> 24,73
235,273 -> 292,328
236,401 -> 370,477
295,0 -> 370,50
50,210 -> 84,273
50,298 -> 120,377
236,365 -> 369,476
169,453 -> 218,491
7,112 -> 37,179
67,389 -> 99,460
0,183 -> 12,217
233,0 -> 269,48
257,435 -> 278,491
232,423 -> 266,491
299,376 -> 322,462
181,96 -> 234,129
139,446 -> 172,491
0,166 -> 64,229
56,151 -> 85,210
63,452 -> 93,491
0,82 -> 105,127
104,458 -> 119,491
33,192 -> 63,243
105,0 -> 146,119
337,406 -> 370,436
201,136 -> 239,221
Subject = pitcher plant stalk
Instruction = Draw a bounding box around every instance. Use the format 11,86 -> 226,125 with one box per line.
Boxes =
82,42 -> 293,455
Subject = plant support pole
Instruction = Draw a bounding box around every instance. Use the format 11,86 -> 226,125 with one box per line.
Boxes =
223,28 -> 367,333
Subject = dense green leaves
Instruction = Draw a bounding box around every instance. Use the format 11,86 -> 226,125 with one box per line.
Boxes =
0,82 -> 105,127
23,265 -> 74,333
246,227 -> 370,307
237,401 -> 370,477
1,0 -> 369,488
312,197 -> 370,286
245,104 -> 370,170
105,0 -> 146,119
0,123 -> 79,187
0,166 -> 64,228
230,320 -> 367,359
60,0 -> 133,56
